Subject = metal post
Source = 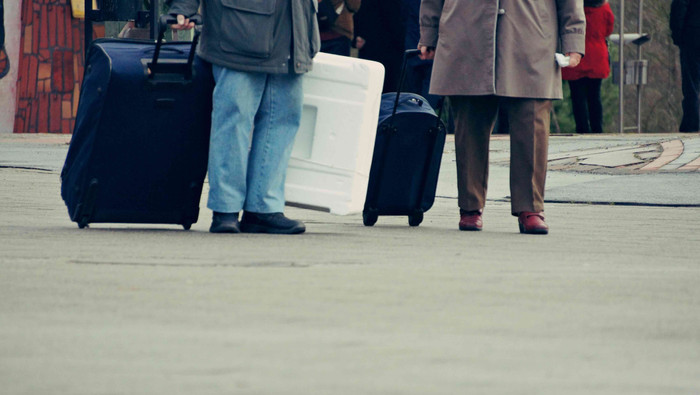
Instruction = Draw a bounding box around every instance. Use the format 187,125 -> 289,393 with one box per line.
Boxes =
618,0 -> 625,134
636,0 -> 643,133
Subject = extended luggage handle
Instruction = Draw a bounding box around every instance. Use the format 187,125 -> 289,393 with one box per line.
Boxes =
392,49 -> 421,120
149,14 -> 203,80
387,49 -> 445,131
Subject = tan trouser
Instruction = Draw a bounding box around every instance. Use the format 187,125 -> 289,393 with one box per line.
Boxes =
451,96 -> 551,215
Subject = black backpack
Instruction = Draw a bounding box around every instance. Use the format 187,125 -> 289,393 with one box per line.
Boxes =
317,1 -> 341,31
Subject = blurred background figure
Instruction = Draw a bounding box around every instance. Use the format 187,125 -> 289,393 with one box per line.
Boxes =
354,0 -> 404,93
561,0 -> 614,134
319,0 -> 361,56
402,0 -> 438,107
671,0 -> 700,133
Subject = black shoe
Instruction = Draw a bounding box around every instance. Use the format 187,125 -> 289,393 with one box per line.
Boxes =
209,212 -> 240,233
240,212 -> 306,234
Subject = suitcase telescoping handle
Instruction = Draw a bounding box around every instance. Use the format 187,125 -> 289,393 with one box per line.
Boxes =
390,49 -> 444,127
391,49 -> 422,120
150,14 -> 203,80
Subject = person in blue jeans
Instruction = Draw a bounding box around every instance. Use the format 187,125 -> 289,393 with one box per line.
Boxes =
169,0 -> 320,234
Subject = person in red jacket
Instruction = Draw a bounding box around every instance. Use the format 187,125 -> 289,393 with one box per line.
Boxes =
562,0 -> 614,134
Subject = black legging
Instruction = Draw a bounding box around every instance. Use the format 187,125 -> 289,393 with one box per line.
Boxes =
568,77 -> 603,133
679,28 -> 700,132
1,0 -> 5,49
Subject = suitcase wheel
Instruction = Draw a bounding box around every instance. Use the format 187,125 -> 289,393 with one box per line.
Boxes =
408,212 -> 423,227
77,216 -> 89,229
182,223 -> 192,230
362,211 -> 378,227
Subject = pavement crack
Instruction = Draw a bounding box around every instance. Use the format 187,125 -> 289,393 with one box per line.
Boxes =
0,165 -> 54,172
68,260 -> 309,268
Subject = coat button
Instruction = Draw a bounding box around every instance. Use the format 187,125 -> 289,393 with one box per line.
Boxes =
498,8 -> 505,15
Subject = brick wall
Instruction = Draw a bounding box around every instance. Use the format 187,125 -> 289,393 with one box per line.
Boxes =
14,0 -> 102,134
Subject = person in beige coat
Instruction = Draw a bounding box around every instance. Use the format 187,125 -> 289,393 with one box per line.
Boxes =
419,0 -> 586,234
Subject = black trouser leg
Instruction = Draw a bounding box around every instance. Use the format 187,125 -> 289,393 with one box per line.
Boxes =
1,0 -> 5,48
586,78 -> 604,133
568,79 -> 590,133
320,36 -> 351,57
680,36 -> 700,132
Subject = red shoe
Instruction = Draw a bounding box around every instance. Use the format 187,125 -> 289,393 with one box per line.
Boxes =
518,212 -> 549,235
459,210 -> 483,231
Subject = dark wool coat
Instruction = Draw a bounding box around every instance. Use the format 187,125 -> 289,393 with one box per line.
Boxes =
562,2 -> 614,81
353,0 -> 405,92
419,0 -> 586,99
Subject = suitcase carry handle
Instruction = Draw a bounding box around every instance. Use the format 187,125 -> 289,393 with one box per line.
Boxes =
150,14 -> 204,80
158,14 -> 204,36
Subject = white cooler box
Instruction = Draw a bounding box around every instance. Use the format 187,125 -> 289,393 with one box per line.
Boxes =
285,52 -> 385,215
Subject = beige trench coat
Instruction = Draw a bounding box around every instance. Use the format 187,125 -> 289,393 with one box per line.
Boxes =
419,0 -> 586,99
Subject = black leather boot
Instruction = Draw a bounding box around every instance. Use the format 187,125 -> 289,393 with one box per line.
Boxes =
209,212 -> 240,233
240,212 -> 305,234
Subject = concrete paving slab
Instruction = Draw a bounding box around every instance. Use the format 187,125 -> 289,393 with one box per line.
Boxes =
578,148 -> 648,167
1,134 -> 700,394
641,140 -> 684,171
0,133 -> 71,172
1,167 -> 700,395
665,137 -> 700,170
546,173 -> 700,206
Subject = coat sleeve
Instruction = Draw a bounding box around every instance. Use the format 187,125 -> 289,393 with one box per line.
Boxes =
344,0 -> 361,14
418,0 -> 443,48
556,0 -> 586,56
670,0 -> 689,46
166,0 -> 200,18
604,4 -> 615,37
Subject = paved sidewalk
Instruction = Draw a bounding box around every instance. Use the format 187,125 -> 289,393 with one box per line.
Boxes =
1,133 -> 699,394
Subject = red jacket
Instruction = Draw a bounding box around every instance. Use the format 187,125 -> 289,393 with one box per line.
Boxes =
562,3 -> 615,80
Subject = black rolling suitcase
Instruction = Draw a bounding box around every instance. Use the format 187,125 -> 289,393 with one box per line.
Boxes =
61,16 -> 214,229
362,50 -> 447,227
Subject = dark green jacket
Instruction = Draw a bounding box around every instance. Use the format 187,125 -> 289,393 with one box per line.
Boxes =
169,0 -> 321,74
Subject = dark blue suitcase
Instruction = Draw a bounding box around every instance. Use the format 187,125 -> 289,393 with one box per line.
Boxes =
61,19 -> 213,229
362,51 -> 447,227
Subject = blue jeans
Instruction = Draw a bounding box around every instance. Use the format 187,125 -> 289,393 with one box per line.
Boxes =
208,65 -> 303,214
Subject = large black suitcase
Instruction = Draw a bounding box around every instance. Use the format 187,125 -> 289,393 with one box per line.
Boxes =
362,50 -> 447,227
61,17 -> 213,229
